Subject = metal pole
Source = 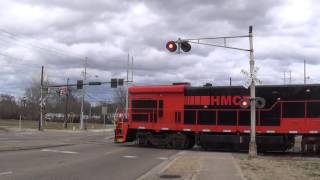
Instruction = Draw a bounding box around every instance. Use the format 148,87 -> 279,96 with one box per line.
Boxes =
125,54 -> 129,119
248,26 -> 257,158
64,78 -> 69,129
177,38 -> 181,54
39,66 -> 44,131
89,104 -> 91,128
229,77 -> 232,86
19,114 -> 22,130
304,60 -> 306,85
289,71 -> 292,84
80,58 -> 87,130
131,56 -> 134,83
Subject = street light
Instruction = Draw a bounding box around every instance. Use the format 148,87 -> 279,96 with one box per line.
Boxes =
166,26 -> 258,158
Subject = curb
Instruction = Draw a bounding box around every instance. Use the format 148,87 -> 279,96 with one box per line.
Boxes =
136,151 -> 185,180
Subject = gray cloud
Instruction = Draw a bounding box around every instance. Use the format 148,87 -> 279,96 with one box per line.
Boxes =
0,0 -> 319,102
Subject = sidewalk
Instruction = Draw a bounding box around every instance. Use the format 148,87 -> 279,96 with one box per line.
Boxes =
138,151 -> 245,180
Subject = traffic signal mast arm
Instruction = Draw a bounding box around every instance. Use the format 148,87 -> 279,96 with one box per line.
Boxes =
176,35 -> 251,52
46,80 -> 132,88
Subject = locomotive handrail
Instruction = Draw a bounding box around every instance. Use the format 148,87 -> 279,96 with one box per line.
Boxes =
129,99 -> 320,125
129,100 -> 320,112
129,99 -> 320,112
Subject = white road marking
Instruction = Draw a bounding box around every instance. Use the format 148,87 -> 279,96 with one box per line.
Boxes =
122,155 -> 137,159
0,171 -> 13,176
17,132 -> 33,135
90,129 -> 113,132
41,149 -> 78,154
157,157 -> 168,160
104,136 -> 114,140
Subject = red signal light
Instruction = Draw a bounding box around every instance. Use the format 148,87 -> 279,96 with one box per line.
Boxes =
240,99 -> 250,109
242,101 -> 248,106
166,41 -> 177,52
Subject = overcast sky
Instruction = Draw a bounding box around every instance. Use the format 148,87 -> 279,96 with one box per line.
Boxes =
0,0 -> 319,102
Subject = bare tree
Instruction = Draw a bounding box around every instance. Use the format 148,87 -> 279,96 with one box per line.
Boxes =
0,94 -> 19,119
113,87 -> 127,111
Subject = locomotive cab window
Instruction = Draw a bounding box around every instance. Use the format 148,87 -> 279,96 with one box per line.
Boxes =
217,111 -> 237,125
198,111 -> 216,125
307,102 -> 320,118
132,100 -> 157,122
283,102 -> 305,118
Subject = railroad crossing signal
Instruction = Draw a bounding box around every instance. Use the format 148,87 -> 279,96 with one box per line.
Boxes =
166,40 -> 191,53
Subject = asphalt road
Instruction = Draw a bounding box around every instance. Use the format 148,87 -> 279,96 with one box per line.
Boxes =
0,130 -> 180,180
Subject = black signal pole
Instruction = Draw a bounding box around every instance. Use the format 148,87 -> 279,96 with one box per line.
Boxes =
39,66 -> 44,131
64,78 -> 69,129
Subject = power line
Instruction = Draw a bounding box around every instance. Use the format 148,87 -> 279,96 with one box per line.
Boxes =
0,29 -> 84,60
0,52 -> 44,68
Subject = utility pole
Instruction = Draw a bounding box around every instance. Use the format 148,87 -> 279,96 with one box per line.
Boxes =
39,66 -> 44,131
89,103 -> 92,127
80,57 -> 87,130
229,77 -> 232,86
125,53 -> 129,119
283,72 -> 286,85
304,60 -> 306,85
64,78 -> 69,129
131,56 -> 134,82
248,26 -> 257,158
289,71 -> 292,84
20,97 -> 26,130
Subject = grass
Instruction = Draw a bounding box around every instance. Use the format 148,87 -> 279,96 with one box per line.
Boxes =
0,119 -> 112,130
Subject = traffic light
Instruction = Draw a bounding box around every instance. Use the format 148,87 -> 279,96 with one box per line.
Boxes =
166,40 -> 191,53
118,79 -> 124,86
111,78 -> 117,88
166,41 -> 177,52
77,80 -> 83,89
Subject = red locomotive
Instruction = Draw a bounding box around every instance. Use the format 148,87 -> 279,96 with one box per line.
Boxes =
115,83 -> 320,152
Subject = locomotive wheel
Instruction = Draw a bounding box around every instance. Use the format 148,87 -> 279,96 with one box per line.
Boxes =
187,135 -> 195,149
168,133 -> 190,149
136,133 -> 150,147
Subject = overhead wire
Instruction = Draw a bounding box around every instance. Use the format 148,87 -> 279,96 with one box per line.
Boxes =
0,29 -> 84,60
